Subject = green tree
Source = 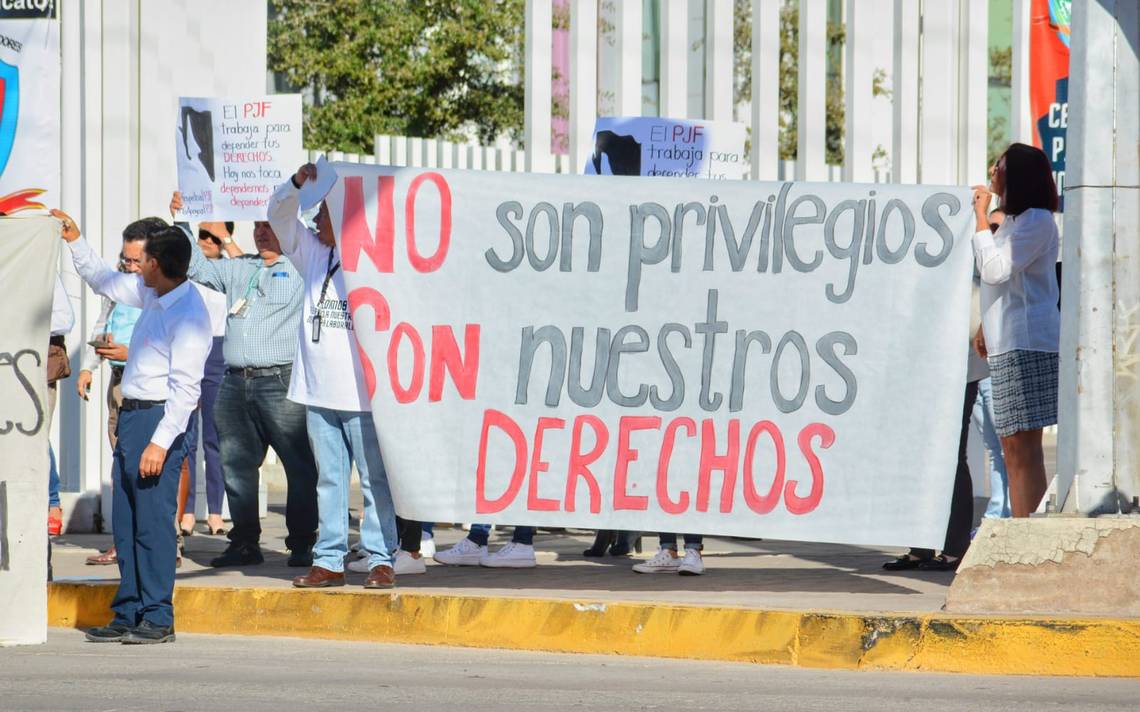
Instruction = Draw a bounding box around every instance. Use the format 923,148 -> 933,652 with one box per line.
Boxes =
269,0 -> 525,154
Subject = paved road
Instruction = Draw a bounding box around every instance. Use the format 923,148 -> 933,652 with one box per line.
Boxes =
1,631 -> 1135,711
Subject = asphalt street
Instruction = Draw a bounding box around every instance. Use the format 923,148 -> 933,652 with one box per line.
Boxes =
0,631 -> 1136,711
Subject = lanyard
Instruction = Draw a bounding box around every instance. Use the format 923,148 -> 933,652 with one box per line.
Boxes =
241,265 -> 266,302
317,249 -> 340,306
311,249 -> 340,344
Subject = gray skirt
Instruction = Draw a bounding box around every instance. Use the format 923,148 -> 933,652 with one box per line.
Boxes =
988,349 -> 1059,437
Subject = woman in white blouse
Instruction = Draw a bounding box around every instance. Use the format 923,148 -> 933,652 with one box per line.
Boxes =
971,143 -> 1060,517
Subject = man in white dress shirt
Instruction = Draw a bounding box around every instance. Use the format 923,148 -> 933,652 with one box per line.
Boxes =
51,208 -> 212,645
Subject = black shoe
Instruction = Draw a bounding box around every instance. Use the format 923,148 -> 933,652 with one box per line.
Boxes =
917,554 -> 961,572
287,548 -> 314,568
209,543 -> 264,568
882,554 -> 931,571
121,620 -> 175,645
85,622 -> 132,643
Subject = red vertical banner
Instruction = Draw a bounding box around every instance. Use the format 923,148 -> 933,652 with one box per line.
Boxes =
1028,0 -> 1070,209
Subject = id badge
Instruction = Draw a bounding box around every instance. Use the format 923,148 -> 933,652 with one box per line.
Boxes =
311,314 -> 322,343
229,298 -> 249,318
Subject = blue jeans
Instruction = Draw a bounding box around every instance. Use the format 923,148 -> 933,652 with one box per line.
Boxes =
186,337 -> 226,514
48,446 -> 60,508
973,378 -> 1010,519
214,368 -> 318,551
466,524 -> 534,547
659,533 -> 703,550
307,406 -> 397,571
110,405 -> 191,628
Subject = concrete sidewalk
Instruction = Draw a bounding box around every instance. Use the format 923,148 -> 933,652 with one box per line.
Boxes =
52,489 -> 951,614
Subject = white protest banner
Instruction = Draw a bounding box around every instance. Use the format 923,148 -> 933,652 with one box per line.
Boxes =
327,165 -> 974,549
0,8 -> 60,215
584,117 -> 748,180
176,95 -> 302,220
0,216 -> 58,645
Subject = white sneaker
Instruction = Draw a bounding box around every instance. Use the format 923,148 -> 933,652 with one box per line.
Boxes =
479,542 -> 537,568
632,547 -> 682,574
394,549 -> 427,575
420,534 -> 436,558
678,548 -> 705,576
433,537 -> 487,566
346,554 -> 372,573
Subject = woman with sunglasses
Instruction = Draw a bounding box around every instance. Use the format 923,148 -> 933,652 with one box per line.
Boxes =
971,143 -> 1061,518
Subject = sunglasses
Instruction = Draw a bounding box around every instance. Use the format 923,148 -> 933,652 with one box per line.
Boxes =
198,229 -> 223,246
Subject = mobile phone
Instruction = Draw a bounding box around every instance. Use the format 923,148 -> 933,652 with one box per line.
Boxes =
88,338 -> 111,348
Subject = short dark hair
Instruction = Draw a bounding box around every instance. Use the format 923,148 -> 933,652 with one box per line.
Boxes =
224,221 -> 234,236
144,226 -> 192,280
122,217 -> 168,243
998,143 -> 1058,215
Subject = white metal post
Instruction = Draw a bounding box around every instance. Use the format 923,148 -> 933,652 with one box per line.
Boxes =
796,0 -> 828,181
892,0 -> 919,184
525,0 -> 554,172
614,0 -> 643,116
751,0 -> 780,181
568,0 -> 598,173
843,0 -> 874,183
704,0 -> 733,120
959,0 -> 990,185
1010,0 -> 1034,144
659,0 -> 689,118
919,0 -> 959,185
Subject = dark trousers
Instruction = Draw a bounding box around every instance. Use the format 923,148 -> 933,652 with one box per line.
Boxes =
186,337 -> 226,514
110,406 -> 190,628
659,533 -> 703,550
913,380 -> 978,560
214,367 -> 318,552
397,517 -> 422,553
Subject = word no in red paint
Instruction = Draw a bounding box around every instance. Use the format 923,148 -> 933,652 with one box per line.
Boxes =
340,172 -> 452,275
475,410 -> 833,517
339,172 -> 479,403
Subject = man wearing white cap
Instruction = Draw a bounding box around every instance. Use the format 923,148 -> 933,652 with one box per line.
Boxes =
267,162 -> 400,589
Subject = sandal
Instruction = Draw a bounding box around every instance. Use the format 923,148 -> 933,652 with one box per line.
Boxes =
882,554 -> 931,571
85,548 -> 117,566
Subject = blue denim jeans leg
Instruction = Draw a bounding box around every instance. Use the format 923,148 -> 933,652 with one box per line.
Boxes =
973,377 -> 1011,519
48,446 -> 60,508
307,406 -> 397,572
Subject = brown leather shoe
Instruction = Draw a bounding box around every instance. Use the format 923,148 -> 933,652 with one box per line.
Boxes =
292,565 -> 345,588
363,564 -> 395,589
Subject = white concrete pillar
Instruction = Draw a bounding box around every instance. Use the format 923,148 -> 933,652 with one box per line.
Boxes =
796,0 -> 827,181
613,0 -> 642,116
919,0 -> 959,185
704,0 -> 733,120
568,0 -> 597,173
842,0 -> 874,183
659,0 -> 689,119
1058,0 -> 1140,514
891,0 -> 919,184
750,0 -> 780,181
525,0 -> 554,172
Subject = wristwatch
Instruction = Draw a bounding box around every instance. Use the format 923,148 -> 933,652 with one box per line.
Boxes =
222,237 -> 234,246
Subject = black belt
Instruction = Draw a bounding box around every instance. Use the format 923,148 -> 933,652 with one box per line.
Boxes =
226,365 -> 291,379
120,398 -> 165,411
49,334 -> 65,347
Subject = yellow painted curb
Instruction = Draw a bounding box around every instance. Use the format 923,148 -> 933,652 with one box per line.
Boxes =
48,583 -> 1140,677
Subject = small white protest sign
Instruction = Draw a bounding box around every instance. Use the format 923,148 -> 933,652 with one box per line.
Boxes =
176,95 -> 302,220
583,117 -> 748,180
